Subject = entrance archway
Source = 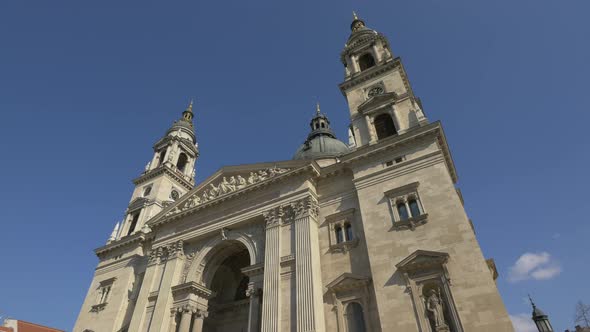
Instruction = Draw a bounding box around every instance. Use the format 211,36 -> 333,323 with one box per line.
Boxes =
202,241 -> 252,332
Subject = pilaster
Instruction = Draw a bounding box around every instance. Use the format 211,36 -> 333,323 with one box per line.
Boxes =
292,196 -> 325,332
149,240 -> 185,331
261,206 -> 282,332
128,247 -> 164,332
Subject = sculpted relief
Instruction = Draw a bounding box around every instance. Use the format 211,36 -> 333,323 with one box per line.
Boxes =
165,167 -> 290,217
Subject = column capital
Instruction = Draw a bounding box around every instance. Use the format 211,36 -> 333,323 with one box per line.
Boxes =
290,196 -> 319,220
148,246 -> 165,265
246,283 -> 262,299
263,206 -> 283,229
166,240 -> 184,260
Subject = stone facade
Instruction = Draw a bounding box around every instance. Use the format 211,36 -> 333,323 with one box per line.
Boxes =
74,14 -> 514,332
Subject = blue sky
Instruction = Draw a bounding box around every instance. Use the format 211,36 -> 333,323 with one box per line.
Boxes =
0,1 -> 588,331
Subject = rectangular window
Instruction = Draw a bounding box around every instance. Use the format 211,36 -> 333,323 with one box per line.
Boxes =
127,213 -> 139,236
385,182 -> 428,230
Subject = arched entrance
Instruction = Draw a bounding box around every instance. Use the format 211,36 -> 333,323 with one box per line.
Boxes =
200,240 -> 258,332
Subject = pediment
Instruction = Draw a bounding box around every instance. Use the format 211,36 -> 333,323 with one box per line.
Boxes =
148,159 -> 312,225
395,250 -> 449,272
326,273 -> 370,293
357,92 -> 397,114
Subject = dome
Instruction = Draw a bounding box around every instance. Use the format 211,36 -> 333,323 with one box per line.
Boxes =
293,103 -> 351,160
293,135 -> 350,160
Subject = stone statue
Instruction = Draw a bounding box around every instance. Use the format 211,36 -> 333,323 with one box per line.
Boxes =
228,176 -> 237,191
219,177 -> 231,194
191,168 -> 196,179
208,183 -> 219,199
236,175 -> 247,189
426,289 -> 448,330
258,169 -> 268,180
144,161 -> 151,172
248,172 -> 259,185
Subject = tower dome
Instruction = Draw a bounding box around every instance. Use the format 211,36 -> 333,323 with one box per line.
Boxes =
293,104 -> 350,160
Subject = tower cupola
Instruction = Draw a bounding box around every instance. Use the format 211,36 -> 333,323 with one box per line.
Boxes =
530,296 -> 554,332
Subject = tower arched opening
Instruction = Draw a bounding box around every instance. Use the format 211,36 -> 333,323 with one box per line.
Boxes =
176,153 -> 188,173
359,53 -> 376,71
374,113 -> 397,140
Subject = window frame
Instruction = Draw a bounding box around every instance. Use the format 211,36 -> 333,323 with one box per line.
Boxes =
325,208 -> 359,253
90,277 -> 116,312
385,182 -> 428,231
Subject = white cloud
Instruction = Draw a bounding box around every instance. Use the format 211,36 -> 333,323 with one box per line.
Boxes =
510,313 -> 537,332
508,252 -> 561,282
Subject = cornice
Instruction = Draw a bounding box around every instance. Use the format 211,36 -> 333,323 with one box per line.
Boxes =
154,135 -> 198,155
133,164 -> 194,190
321,122 -> 457,183
95,232 -> 150,259
339,58 -> 400,94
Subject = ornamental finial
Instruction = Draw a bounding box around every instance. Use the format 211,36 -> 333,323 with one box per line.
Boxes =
316,102 -> 321,115
353,11 -> 358,20
187,99 -> 194,113
528,294 -> 536,308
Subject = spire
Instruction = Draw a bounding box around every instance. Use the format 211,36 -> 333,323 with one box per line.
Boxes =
182,99 -> 194,124
316,102 -> 321,116
350,11 -> 366,31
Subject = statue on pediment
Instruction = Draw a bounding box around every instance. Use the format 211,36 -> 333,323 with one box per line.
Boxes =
236,175 -> 247,189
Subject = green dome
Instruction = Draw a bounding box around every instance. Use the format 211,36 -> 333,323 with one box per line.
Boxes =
293,104 -> 350,160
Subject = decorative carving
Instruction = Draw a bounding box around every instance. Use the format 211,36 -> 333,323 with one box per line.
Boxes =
291,196 -> 319,219
245,282 -> 262,299
166,240 -> 184,259
148,246 -> 165,265
263,206 -> 283,228
144,161 -> 151,172
165,167 -> 290,216
221,227 -> 229,240
181,251 -> 197,283
426,289 -> 449,331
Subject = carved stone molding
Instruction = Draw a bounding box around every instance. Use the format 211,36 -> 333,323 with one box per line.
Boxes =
166,240 -> 184,260
148,246 -> 165,265
263,206 -> 283,229
290,196 -> 319,220
165,167 -> 290,217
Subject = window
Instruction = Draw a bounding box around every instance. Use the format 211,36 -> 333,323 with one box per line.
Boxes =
374,113 -> 397,140
409,199 -> 421,218
176,153 -> 188,173
385,182 -> 428,231
397,202 -> 409,220
335,226 -> 344,244
170,189 -> 180,201
345,223 -> 353,241
359,53 -> 376,71
326,209 -> 358,253
157,149 -> 167,166
143,186 -> 152,197
346,302 -> 367,332
91,277 -> 116,312
127,213 -> 139,236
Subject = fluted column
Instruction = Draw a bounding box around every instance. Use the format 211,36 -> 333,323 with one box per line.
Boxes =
292,196 -> 325,332
128,246 -> 165,332
149,240 -> 185,331
178,305 -> 193,332
260,206 -> 282,332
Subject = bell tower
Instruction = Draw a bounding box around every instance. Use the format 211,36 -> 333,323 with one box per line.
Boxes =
108,101 -> 200,242
339,12 -> 428,147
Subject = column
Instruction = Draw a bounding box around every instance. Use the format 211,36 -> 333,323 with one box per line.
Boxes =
247,283 -> 262,332
372,44 -> 382,63
178,306 -> 193,332
191,310 -> 207,332
260,206 -> 282,332
149,240 -> 185,331
293,196 -> 325,332
128,247 -> 164,332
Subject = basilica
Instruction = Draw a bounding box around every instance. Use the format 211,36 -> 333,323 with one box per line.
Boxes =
74,14 -> 514,332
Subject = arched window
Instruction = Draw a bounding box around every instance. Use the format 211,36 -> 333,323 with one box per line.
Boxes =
335,226 -> 344,244
374,113 -> 397,140
359,53 -> 376,71
157,149 -> 167,166
176,153 -> 188,172
346,302 -> 367,332
409,199 -> 421,218
344,223 -> 353,241
397,203 -> 409,220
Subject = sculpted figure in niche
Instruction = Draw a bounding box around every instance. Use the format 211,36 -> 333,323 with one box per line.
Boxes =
208,183 -> 219,199
426,289 -> 449,331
